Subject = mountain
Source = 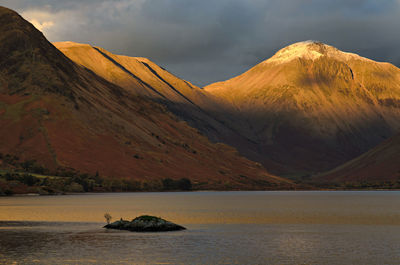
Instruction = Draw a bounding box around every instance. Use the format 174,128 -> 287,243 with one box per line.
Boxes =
314,133 -> 400,186
205,41 -> 400,176
53,41 -> 255,144
0,6 -> 296,190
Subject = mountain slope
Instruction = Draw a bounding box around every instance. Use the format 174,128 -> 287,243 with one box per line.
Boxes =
53,41 -> 251,143
0,6 -> 295,190
205,41 -> 400,175
54,41 -> 203,101
315,133 -> 400,185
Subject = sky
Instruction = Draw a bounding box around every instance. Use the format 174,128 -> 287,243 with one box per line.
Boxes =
2,0 -> 400,86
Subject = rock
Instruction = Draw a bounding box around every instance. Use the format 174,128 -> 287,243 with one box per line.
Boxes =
104,215 -> 186,232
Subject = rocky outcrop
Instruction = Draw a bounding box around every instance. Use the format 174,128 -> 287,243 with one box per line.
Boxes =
104,215 -> 186,232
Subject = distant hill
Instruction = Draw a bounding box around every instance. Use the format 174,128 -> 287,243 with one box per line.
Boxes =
0,6 -> 295,190
314,133 -> 400,186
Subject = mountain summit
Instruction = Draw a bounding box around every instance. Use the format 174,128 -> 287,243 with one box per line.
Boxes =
264,41 -> 371,64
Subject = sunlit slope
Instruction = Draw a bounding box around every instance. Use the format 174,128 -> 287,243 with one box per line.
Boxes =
53,42 -> 151,96
54,41 -> 215,107
205,41 -> 400,175
0,6 -> 296,190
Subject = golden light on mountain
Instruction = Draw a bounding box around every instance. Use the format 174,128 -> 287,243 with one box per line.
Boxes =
205,41 -> 400,175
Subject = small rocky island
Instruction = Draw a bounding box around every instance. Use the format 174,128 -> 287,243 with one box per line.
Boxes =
104,215 -> 186,232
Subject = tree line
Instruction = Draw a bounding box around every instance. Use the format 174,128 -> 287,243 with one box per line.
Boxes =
0,153 -> 192,195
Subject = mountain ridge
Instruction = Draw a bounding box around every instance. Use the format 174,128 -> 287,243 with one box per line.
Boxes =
264,41 -> 376,65
0,6 -> 296,190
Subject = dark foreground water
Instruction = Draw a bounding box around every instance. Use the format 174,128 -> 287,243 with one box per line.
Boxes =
0,191 -> 399,264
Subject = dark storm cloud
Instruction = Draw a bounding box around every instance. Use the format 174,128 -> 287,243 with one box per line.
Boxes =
2,0 -> 400,86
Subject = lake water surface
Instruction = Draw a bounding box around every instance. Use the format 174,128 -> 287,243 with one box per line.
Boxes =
0,191 -> 399,264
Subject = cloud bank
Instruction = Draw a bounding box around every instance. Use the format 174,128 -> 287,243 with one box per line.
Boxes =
3,0 -> 400,86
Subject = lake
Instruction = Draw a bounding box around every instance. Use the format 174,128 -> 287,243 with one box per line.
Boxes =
0,191 -> 399,264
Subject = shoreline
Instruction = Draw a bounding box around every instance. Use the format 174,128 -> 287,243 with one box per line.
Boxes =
2,188 -> 400,197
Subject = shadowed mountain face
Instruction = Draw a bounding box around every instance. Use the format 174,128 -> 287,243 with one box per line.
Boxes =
0,6 -> 296,190
0,9 -> 77,98
315,133 -> 400,184
205,41 -> 400,176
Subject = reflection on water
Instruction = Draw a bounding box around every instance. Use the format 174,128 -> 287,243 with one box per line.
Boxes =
1,191 -> 400,264
1,191 -> 400,225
